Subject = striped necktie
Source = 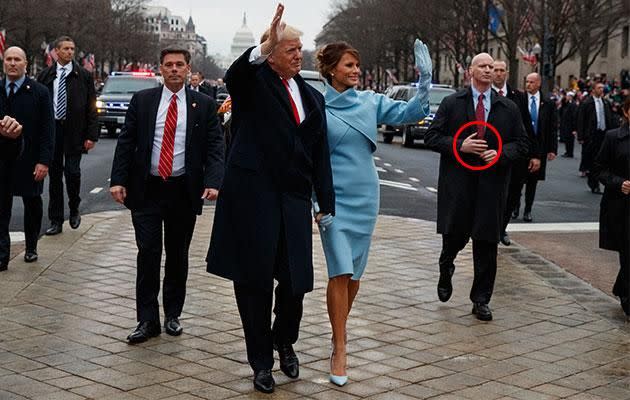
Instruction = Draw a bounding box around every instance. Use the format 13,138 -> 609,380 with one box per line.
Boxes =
157,94 -> 178,179
56,67 -> 67,120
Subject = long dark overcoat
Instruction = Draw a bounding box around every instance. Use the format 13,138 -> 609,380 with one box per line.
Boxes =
206,47 -> 335,295
0,78 -> 55,197
593,124 -> 630,252
37,60 -> 98,155
424,87 -> 529,242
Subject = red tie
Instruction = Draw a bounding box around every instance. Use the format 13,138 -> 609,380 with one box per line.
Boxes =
281,78 -> 301,125
475,93 -> 486,139
498,89 -> 504,97
158,94 -> 178,179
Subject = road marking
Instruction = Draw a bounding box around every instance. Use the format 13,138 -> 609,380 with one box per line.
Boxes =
379,179 -> 418,191
384,163 -> 392,167
409,177 -> 420,182
426,186 -> 438,193
394,169 -> 404,174
376,167 -> 387,173
373,156 -> 381,161
90,187 -> 103,194
9,232 -> 25,242
508,222 -> 598,232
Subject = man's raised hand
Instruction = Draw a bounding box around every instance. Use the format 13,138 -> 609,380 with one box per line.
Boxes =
261,3 -> 285,55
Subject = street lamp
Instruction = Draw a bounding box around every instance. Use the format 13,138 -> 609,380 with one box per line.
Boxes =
532,43 -> 542,57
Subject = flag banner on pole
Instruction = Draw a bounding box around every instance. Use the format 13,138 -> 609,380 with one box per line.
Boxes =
0,30 -> 6,59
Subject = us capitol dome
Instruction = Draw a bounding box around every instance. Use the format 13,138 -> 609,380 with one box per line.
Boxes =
230,13 -> 256,61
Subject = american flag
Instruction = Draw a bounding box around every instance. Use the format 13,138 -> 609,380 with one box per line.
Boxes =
0,29 -> 6,59
518,7 -> 535,37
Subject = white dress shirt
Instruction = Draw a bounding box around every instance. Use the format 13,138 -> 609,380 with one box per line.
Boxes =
594,96 -> 606,131
53,62 -> 73,118
249,45 -> 305,123
492,84 -> 508,97
151,85 -> 187,177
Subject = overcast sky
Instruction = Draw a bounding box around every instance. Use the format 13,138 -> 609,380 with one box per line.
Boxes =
151,0 -> 334,56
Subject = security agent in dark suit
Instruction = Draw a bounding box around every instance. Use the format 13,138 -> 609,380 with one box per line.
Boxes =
37,36 -> 98,235
110,48 -> 224,344
491,60 -> 535,245
0,103 -> 23,272
0,47 -> 55,265
511,73 -> 558,223
424,53 -> 529,322
577,82 -> 619,193
188,72 -> 211,97
206,4 -> 334,394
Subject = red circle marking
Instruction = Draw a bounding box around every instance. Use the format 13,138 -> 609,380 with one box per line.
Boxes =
452,121 -> 503,171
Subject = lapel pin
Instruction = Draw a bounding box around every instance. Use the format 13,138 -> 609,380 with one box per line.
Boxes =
26,85 -> 31,90
192,102 -> 197,108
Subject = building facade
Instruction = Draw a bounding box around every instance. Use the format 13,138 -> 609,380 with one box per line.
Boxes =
143,6 -> 207,60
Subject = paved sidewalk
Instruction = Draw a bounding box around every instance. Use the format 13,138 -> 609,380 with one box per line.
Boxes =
0,208 -> 628,399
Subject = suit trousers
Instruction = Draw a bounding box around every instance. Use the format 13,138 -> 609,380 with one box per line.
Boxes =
614,247 -> 629,298
503,161 -> 527,231
130,176 -> 197,323
0,159 -> 14,265
516,174 -> 538,214
585,130 -> 606,190
49,121 -> 82,223
233,223 -> 305,372
439,234 -> 498,304
564,136 -> 575,157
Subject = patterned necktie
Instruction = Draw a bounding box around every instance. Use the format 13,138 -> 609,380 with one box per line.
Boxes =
530,96 -> 538,135
498,89 -> 504,97
281,78 -> 301,125
595,99 -> 606,131
475,93 -> 486,139
56,67 -> 67,120
158,94 -> 178,179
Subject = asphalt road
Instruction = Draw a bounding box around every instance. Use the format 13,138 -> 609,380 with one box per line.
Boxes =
374,134 -> 601,223
9,133 -> 601,234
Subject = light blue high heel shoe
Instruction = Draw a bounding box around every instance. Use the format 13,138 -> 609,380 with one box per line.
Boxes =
329,345 -> 348,386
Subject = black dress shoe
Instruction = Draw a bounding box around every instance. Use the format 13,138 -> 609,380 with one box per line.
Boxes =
45,222 -> 62,235
0,262 -> 7,272
523,212 -> 533,222
127,321 -> 161,343
437,264 -> 455,302
69,213 -> 81,229
500,232 -> 511,246
164,317 -> 183,336
511,209 -> 519,220
253,369 -> 274,393
472,303 -> 493,321
274,343 -> 299,378
24,251 -> 38,263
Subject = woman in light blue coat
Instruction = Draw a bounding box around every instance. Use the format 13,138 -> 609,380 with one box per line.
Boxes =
315,40 -> 432,385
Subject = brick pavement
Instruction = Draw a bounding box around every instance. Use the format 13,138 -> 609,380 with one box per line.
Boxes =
0,208 -> 628,399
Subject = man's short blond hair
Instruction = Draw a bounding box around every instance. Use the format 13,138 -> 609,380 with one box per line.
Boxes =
260,24 -> 303,44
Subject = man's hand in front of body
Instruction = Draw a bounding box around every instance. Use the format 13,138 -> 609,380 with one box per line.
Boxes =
110,185 -> 127,204
460,132 -> 488,156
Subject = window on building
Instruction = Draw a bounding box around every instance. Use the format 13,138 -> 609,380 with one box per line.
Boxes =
623,26 -> 629,58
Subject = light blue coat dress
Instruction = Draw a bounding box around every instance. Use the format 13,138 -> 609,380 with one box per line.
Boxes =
319,83 -> 429,279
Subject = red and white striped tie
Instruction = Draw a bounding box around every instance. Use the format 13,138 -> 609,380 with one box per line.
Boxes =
158,94 -> 178,179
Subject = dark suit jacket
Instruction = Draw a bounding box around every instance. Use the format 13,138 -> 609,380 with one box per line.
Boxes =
525,93 -> 558,181
37,61 -> 98,155
425,87 -> 529,242
0,92 -> 22,161
206,47 -> 334,294
593,124 -> 630,252
110,86 -> 224,215
0,78 -> 55,196
560,100 -> 578,139
577,96 -> 618,142
188,84 -> 212,97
